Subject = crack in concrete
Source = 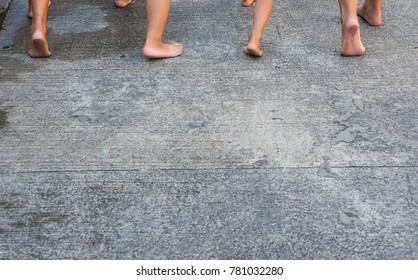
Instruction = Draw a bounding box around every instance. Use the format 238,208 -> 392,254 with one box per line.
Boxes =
0,109 -> 9,128
0,0 -> 12,30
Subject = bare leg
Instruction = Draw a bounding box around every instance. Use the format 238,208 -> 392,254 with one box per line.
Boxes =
28,0 -> 50,18
339,0 -> 365,56
28,0 -> 33,18
244,0 -> 272,57
143,0 -> 182,59
357,0 -> 382,26
114,0 -> 133,8
242,0 -> 255,7
28,0 -> 51,58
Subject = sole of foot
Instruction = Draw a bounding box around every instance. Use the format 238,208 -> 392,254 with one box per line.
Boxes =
243,46 -> 263,57
114,0 -> 133,8
29,38 -> 52,58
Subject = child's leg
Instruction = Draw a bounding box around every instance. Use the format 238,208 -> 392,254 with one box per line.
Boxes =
143,0 -> 182,58
357,0 -> 382,26
29,0 -> 51,58
339,0 -> 365,56
114,0 -> 132,8
242,0 -> 255,7
28,0 -> 50,18
28,0 -> 33,17
244,0 -> 272,57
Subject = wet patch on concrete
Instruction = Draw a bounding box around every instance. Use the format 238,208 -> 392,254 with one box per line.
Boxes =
48,5 -> 108,35
1,1 -> 147,62
0,55 -> 38,82
0,109 -> 8,128
43,1 -> 146,61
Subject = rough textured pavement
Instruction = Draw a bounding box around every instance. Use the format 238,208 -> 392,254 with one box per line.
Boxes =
0,0 -> 417,259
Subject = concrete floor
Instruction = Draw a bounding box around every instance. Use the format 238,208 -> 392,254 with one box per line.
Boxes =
0,0 -> 417,259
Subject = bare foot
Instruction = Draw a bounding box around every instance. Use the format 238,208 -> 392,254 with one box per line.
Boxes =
244,33 -> 263,57
143,42 -> 183,59
357,4 -> 382,26
242,0 -> 255,7
340,17 -> 365,56
114,0 -> 133,8
28,0 -> 51,19
28,29 -> 51,58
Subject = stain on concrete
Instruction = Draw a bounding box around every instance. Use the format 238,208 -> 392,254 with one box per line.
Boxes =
30,213 -> 68,224
11,213 -> 68,228
331,113 -> 398,153
68,79 -> 153,125
332,114 -> 369,145
406,174 -> 418,207
35,235 -> 44,241
253,159 -> 269,167
38,188 -> 61,199
331,124 -> 368,145
0,109 -> 8,128
0,201 -> 23,209
87,184 -> 119,210
71,105 -> 145,125
352,97 -> 367,112
188,121 -> 207,129
86,232 -> 105,247
339,208 -> 360,225
318,156 -> 340,179
134,177 -> 155,190
11,221 -> 26,229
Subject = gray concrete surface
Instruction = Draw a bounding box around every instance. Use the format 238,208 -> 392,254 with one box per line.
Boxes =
0,0 -> 417,259
0,0 -> 11,13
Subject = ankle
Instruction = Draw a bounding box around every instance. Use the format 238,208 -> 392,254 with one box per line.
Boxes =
31,23 -> 47,34
144,40 -> 164,50
363,1 -> 382,12
249,31 -> 262,42
341,14 -> 359,26
362,2 -> 382,18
